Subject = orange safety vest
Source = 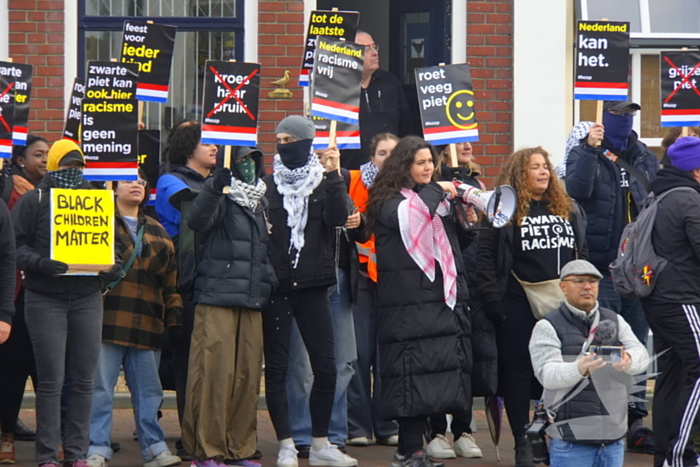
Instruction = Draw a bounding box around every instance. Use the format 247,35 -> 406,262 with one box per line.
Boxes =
349,170 -> 378,282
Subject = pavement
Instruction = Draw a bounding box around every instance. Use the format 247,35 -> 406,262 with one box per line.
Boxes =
11,407 -> 655,467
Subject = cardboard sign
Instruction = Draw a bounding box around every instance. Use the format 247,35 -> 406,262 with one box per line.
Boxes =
310,37 -> 364,125
138,130 -> 161,204
86,61 -> 139,99
574,20 -> 630,101
299,10 -> 359,86
415,64 -> 479,145
0,62 -> 32,146
120,21 -> 177,103
50,188 -> 115,274
0,74 -> 15,159
200,61 -> 260,146
660,52 -> 700,127
63,78 -> 86,144
311,116 -> 360,150
81,98 -> 139,181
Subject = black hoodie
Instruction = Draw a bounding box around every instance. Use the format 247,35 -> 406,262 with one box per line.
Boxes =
645,166 -> 700,304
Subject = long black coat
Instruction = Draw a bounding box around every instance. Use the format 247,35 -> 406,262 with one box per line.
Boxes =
374,182 -> 472,419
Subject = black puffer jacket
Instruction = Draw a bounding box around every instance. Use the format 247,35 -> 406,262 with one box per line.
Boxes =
375,182 -> 472,419
263,169 -> 349,293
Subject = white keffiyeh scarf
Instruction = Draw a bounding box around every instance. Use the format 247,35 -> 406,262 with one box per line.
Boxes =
359,161 -> 379,188
556,121 -> 594,178
227,178 -> 267,211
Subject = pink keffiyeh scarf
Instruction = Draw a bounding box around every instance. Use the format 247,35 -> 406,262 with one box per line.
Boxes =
398,188 -> 458,309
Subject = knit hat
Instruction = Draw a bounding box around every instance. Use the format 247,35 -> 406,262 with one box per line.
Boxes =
47,140 -> 86,171
275,115 -> 315,142
667,136 -> 700,172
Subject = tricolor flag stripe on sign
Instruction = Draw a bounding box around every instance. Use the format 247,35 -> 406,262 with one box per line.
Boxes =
0,139 -> 12,157
84,161 -> 139,181
12,126 -> 27,146
423,126 -> 479,145
661,109 -> 700,126
299,69 -> 310,87
136,83 -> 169,103
63,136 -> 80,145
312,134 -> 361,150
574,81 -> 628,100
311,98 -> 360,125
201,124 -> 257,146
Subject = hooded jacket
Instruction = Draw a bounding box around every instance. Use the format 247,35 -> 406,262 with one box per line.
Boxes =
0,199 -> 16,324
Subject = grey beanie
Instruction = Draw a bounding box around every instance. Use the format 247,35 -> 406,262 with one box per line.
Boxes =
276,115 -> 315,141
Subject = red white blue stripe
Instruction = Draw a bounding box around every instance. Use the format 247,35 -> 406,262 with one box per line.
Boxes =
661,109 -> 700,127
136,83 -> 169,103
313,130 -> 361,150
311,98 -> 360,125
12,126 -> 27,146
423,125 -> 479,145
299,69 -> 310,87
0,139 -> 11,158
83,162 -> 139,181
201,124 -> 257,146
574,81 -> 628,100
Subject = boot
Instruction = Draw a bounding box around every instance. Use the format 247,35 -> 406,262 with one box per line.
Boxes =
514,435 -> 534,467
0,433 -> 15,464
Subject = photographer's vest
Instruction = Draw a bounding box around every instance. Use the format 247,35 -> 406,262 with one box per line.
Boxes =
543,304 -> 627,445
349,170 -> 378,282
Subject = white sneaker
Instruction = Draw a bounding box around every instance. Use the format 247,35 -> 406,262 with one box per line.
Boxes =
309,441 -> 358,467
346,437 -> 369,446
143,450 -> 181,467
87,454 -> 108,467
277,445 -> 299,467
426,434 -> 456,459
377,434 -> 399,446
454,433 -> 482,458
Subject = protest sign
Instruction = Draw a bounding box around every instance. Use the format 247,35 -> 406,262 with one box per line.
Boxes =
310,37 -> 363,125
0,61 -> 32,146
415,64 -> 479,145
138,130 -> 160,204
311,116 -> 360,150
63,78 -> 86,144
660,51 -> 700,127
120,21 -> 177,103
81,98 -> 139,181
201,60 -> 260,146
50,188 -> 115,274
86,61 -> 139,99
299,10 -> 359,86
574,20 -> 630,101
0,74 -> 15,159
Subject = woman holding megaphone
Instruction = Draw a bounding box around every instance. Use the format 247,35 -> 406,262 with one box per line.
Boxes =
476,147 -> 588,467
365,136 -> 476,467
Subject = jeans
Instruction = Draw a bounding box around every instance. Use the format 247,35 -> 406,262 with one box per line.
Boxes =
598,275 -> 649,421
549,438 -> 624,467
24,290 -> 103,465
287,269 -> 357,447
89,342 -> 166,462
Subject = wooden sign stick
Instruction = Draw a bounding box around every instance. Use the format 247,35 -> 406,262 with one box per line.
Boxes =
222,146 -> 232,194
328,119 -> 340,173
449,143 -> 458,168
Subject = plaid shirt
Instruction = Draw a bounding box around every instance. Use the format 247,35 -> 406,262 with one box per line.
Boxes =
102,212 -> 182,350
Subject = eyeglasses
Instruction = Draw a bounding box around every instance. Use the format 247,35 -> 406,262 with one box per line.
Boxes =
607,109 -> 638,117
120,179 -> 147,186
562,278 -> 601,288
364,43 -> 379,52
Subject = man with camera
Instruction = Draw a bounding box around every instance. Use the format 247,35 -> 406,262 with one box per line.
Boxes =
528,260 -> 648,467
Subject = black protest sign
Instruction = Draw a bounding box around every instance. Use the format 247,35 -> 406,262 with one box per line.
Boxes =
310,37 -> 363,125
63,78 -> 86,144
660,52 -> 700,127
0,62 -> 32,146
574,20 -> 630,101
86,61 -> 139,99
299,10 -> 359,86
0,74 -> 15,159
120,21 -> 177,103
138,130 -> 160,204
81,99 -> 139,181
201,61 -> 260,146
415,64 -> 479,145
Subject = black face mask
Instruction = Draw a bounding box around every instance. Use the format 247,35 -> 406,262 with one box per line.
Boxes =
278,140 -> 313,169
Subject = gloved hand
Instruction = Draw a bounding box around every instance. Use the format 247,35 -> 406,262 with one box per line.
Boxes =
37,258 -> 69,276
212,167 -> 232,192
99,264 -> 122,283
484,301 -> 507,327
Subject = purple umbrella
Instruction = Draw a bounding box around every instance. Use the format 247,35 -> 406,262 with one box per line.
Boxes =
485,396 -> 504,460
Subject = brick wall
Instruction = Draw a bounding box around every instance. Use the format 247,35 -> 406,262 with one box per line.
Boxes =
8,0 -> 65,142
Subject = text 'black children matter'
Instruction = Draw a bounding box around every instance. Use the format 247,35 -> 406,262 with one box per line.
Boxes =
200,60 -> 261,146
86,61 -> 139,100
0,61 -> 32,146
299,9 -> 359,87
574,20 -> 630,101
415,64 -> 479,146
63,78 -> 86,144
660,51 -> 700,127
81,98 -> 139,181
120,21 -> 177,103
138,129 -> 161,204
0,73 -> 15,159
310,37 -> 364,125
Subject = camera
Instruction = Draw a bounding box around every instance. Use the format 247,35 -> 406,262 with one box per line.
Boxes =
525,406 -> 550,465
588,345 -> 623,362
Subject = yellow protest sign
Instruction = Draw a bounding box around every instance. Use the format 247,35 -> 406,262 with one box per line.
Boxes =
50,188 -> 115,274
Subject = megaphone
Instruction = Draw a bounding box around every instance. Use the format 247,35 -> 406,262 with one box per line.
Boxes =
456,184 -> 517,228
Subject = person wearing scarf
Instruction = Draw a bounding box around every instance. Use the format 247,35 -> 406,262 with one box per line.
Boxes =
364,136 -> 475,467
262,116 -> 355,467
11,140 -> 121,467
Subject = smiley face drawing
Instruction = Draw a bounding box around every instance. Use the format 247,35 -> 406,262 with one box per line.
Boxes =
446,90 -> 478,130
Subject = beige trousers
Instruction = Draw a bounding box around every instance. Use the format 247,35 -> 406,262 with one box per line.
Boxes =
182,305 -> 263,461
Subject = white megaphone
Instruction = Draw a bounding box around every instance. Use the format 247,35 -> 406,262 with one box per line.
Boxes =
456,184 -> 517,228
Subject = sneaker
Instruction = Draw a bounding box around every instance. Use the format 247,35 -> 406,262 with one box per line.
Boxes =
226,461 -> 260,467
86,454 -> 107,467
376,435 -> 399,446
144,451 -> 181,467
0,435 -> 14,464
175,439 -> 193,461
65,462 -> 89,467
39,464 -> 59,467
192,461 -> 226,467
14,420 -> 36,441
391,451 -> 444,467
402,451 -> 433,467
309,441 -> 357,467
426,434 -> 456,459
276,445 -> 298,467
627,425 -> 654,455
346,437 -> 369,447
250,451 -> 262,460
454,433 -> 482,458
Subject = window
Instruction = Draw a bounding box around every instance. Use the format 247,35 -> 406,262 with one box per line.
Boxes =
78,0 -> 244,132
